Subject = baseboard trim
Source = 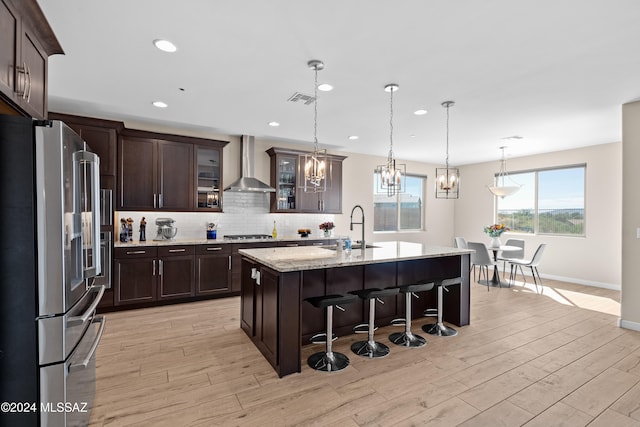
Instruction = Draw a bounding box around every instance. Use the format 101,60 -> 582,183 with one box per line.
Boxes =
619,318 -> 640,332
538,273 -> 621,291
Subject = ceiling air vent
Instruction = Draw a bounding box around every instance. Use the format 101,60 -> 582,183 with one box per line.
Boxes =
287,92 -> 315,105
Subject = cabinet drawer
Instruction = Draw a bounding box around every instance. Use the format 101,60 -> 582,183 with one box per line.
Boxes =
114,247 -> 158,258
158,245 -> 195,257
196,244 -> 231,255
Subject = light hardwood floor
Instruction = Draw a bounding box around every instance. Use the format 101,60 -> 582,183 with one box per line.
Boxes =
89,274 -> 640,426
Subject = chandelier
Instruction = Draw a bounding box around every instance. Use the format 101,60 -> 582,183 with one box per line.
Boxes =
435,101 -> 460,199
488,146 -> 521,198
376,83 -> 406,197
300,59 -> 329,193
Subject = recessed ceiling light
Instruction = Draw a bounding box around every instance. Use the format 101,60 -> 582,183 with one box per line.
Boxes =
318,83 -> 333,92
501,135 -> 524,140
153,39 -> 177,53
348,135 -> 359,140
410,134 -> 416,138
268,121 -> 280,127
152,101 -> 168,108
414,109 -> 428,116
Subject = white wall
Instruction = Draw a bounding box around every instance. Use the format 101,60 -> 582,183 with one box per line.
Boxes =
621,100 -> 640,330
455,142 -> 622,288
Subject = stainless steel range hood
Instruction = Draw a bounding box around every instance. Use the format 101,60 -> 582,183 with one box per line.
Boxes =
224,135 -> 276,192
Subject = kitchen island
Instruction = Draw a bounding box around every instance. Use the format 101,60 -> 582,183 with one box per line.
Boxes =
239,241 -> 472,377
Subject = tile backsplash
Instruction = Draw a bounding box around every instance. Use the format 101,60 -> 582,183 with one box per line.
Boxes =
115,192 -> 335,240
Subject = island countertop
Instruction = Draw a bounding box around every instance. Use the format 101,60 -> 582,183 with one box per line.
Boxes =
239,241 -> 473,272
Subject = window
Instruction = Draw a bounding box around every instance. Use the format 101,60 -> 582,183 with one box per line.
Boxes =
374,173 -> 425,231
496,165 -> 585,235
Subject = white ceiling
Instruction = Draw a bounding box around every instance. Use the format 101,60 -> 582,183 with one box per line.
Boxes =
37,0 -> 640,165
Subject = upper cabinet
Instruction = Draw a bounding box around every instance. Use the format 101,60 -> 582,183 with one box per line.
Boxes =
117,129 -> 227,212
0,0 -> 63,119
267,147 -> 346,214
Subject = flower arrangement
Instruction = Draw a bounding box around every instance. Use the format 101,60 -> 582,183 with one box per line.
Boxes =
319,221 -> 335,231
483,223 -> 510,237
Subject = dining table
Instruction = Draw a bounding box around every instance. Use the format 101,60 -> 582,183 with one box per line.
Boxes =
480,244 -> 521,287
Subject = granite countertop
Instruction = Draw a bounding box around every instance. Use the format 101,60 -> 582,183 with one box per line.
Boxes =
238,241 -> 474,272
113,235 -> 336,248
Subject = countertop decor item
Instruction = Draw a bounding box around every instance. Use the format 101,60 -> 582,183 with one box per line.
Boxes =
376,83 -> 406,197
487,145 -> 522,198
435,101 -> 460,199
319,221 -> 334,237
207,222 -> 217,239
297,228 -> 311,237
300,59 -> 330,193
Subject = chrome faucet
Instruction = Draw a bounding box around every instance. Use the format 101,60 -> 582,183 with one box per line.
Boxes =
349,204 -> 365,249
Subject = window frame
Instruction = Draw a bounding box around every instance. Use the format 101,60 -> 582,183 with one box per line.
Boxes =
495,163 -> 586,237
373,172 -> 427,233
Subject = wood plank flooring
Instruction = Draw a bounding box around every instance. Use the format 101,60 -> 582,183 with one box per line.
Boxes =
89,274 -> 640,426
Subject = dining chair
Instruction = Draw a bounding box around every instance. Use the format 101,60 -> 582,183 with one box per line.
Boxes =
467,242 -> 496,291
454,237 -> 475,280
508,243 -> 546,293
497,238 -> 525,281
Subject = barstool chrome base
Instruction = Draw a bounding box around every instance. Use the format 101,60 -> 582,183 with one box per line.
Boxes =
389,331 -> 427,347
351,340 -> 390,358
308,351 -> 350,372
422,322 -> 458,337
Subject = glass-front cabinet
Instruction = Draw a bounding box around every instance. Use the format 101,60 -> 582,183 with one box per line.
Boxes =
267,148 -> 298,212
195,145 -> 222,211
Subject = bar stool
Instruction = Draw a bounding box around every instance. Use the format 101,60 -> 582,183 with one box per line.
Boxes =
305,293 -> 357,372
422,277 -> 462,337
349,287 -> 400,358
389,281 -> 434,348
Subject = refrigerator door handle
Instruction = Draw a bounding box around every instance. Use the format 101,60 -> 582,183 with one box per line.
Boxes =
68,316 -> 106,373
75,150 -> 102,279
67,285 -> 105,326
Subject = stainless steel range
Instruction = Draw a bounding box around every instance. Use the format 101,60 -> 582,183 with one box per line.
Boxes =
0,116 -> 106,427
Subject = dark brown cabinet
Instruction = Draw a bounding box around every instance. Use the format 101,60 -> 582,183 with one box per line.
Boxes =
0,0 -> 63,119
195,244 -> 231,295
267,147 -> 346,213
118,130 -> 193,211
231,242 -> 278,292
195,144 -> 224,211
114,247 -> 157,306
114,245 -> 195,305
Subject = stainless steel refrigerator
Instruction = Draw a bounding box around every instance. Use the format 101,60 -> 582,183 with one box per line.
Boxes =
0,114 -> 106,427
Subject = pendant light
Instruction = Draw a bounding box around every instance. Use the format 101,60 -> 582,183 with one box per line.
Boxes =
300,59 -> 329,193
488,146 -> 521,198
435,101 -> 460,199
376,83 -> 406,197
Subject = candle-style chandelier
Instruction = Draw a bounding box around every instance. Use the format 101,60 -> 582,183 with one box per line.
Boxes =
435,101 -> 460,199
300,59 -> 329,193
376,83 -> 406,196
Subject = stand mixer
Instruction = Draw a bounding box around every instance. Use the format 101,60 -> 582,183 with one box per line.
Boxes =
153,218 -> 178,240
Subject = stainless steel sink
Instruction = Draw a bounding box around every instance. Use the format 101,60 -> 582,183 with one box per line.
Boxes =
320,244 -> 380,251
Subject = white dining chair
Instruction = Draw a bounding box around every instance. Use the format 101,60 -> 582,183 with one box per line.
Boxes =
454,237 -> 475,280
467,242 -> 496,291
508,243 -> 546,293
497,238 -> 525,281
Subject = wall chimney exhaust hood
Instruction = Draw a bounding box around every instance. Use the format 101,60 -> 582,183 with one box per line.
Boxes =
224,135 -> 276,192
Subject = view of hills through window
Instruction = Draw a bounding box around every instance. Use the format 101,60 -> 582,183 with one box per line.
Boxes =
496,166 -> 585,235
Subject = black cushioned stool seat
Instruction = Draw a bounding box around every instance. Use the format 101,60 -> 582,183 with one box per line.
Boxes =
422,277 -> 462,337
349,287 -> 400,358
389,281 -> 435,348
305,293 -> 357,372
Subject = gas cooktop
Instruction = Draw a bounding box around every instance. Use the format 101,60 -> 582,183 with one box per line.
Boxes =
223,234 -> 274,240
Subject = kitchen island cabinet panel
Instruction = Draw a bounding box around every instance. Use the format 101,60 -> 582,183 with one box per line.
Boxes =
300,268 -> 327,340
325,265 -> 364,330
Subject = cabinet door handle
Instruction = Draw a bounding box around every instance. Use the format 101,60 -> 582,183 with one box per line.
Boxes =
159,259 -> 163,276
159,193 -> 163,208
311,242 -> 324,246
228,255 -> 231,270
206,247 -> 223,251
25,63 -> 32,103
126,250 -> 146,255
168,248 -> 185,253
285,243 -> 299,247
17,62 -> 27,98
153,193 -> 157,209
152,259 -> 156,275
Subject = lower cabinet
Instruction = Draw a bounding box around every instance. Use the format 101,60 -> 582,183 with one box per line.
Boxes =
195,244 -> 231,295
114,245 -> 195,305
